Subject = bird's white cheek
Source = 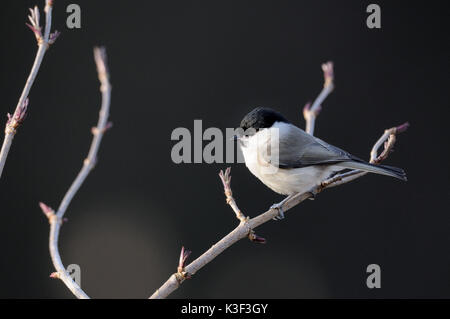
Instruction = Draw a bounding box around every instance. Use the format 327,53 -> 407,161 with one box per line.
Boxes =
239,141 -> 256,169
240,144 -> 253,167
240,135 -> 278,178
240,137 -> 257,164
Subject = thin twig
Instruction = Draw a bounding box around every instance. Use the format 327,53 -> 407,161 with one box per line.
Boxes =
0,0 -> 59,179
219,167 -> 247,223
219,167 -> 267,244
40,47 -> 111,299
303,61 -> 334,135
324,122 -> 409,187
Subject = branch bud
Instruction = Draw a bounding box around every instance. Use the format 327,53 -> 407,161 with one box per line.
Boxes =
178,246 -> 192,273
248,231 -> 267,244
39,202 -> 55,220
49,272 -> 60,279
48,30 -> 61,45
321,61 -> 334,88
395,122 -> 410,134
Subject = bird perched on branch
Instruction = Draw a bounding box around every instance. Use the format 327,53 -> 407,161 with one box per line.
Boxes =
236,107 -> 407,219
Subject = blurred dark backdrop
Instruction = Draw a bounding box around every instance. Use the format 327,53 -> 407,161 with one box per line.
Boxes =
0,0 -> 448,298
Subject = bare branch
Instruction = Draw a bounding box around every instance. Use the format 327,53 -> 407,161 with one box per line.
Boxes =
41,46 -> 112,299
150,121 -> 407,298
219,167 -> 247,223
0,0 -> 59,179
303,61 -> 334,135
150,60 -> 407,298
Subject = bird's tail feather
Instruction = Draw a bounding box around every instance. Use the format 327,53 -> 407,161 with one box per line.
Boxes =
337,161 -> 407,181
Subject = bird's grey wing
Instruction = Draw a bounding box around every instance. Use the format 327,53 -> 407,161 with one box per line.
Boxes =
267,126 -> 360,168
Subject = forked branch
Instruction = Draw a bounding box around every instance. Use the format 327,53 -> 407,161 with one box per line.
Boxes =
150,62 -> 408,299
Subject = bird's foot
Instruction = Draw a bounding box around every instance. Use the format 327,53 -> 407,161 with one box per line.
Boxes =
308,188 -> 320,200
271,202 -> 285,220
270,194 -> 296,220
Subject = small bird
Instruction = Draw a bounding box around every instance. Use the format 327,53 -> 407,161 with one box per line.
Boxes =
237,107 -> 407,219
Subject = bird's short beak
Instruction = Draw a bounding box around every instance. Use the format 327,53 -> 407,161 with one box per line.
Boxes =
231,135 -> 239,141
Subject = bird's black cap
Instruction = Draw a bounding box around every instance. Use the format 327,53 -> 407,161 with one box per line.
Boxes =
240,107 -> 289,131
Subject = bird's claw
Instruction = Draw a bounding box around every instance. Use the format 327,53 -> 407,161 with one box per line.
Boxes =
308,189 -> 319,200
271,203 -> 285,220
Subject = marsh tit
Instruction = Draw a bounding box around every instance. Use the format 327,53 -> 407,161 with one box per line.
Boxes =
237,107 -> 407,219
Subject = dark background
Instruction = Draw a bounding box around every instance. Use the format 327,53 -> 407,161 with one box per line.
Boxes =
0,0 -> 448,298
